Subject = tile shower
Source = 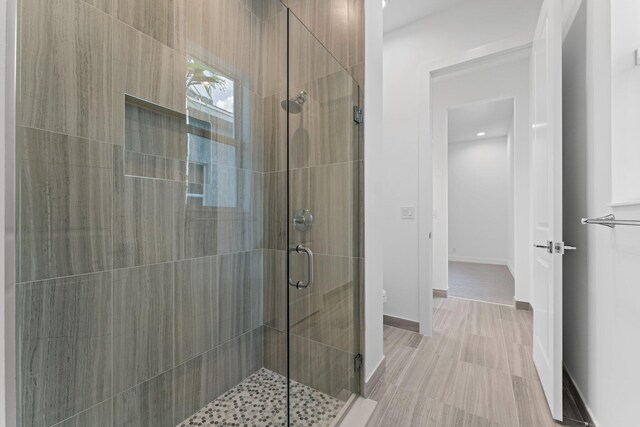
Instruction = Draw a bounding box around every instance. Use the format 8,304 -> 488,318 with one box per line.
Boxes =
14,0 -> 364,426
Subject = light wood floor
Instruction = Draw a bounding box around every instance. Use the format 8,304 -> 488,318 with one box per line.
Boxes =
367,297 -> 563,427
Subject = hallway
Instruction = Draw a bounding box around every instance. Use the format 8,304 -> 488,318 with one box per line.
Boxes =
448,262 -> 515,305
368,297 -> 561,426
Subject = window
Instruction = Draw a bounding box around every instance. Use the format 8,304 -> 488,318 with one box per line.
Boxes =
186,58 -> 241,209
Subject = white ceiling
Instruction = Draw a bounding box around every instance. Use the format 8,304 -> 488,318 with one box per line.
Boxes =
383,0 -> 468,33
448,98 -> 514,143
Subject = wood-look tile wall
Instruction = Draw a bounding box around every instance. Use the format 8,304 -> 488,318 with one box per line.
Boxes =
284,0 -> 365,89
15,0 -> 285,425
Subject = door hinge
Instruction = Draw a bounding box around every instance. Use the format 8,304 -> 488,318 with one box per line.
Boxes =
354,106 -> 363,124
354,353 -> 363,373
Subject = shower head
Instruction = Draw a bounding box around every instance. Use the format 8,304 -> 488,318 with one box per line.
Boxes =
281,99 -> 302,114
281,90 -> 308,114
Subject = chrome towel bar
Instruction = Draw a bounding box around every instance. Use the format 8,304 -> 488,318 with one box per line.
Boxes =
581,214 -> 640,228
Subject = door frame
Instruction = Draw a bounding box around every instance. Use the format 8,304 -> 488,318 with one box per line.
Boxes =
430,47 -> 533,314
418,1 -> 583,337
1,0 -> 18,424
417,36 -> 533,335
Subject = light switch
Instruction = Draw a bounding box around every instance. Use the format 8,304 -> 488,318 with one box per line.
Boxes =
401,206 -> 416,219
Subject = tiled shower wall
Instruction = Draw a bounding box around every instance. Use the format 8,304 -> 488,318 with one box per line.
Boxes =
15,0 -> 286,426
284,0 -> 365,88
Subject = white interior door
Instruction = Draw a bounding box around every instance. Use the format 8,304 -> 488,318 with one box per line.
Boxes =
530,0 -> 564,421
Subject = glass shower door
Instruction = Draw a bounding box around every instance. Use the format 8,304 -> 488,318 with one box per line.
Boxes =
286,11 -> 362,426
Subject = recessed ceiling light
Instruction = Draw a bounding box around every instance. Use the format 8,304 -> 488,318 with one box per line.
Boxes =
382,0 -> 387,8
477,132 -> 486,137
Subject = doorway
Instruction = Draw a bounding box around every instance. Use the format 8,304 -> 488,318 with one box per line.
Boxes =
428,47 -> 533,320
447,98 -> 516,305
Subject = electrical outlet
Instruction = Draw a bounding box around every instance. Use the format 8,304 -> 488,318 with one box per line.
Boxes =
401,206 -> 416,219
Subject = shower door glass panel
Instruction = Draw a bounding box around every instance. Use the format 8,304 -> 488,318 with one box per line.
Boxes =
287,11 -> 363,426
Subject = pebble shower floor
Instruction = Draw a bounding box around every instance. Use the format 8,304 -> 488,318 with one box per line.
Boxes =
177,368 -> 346,426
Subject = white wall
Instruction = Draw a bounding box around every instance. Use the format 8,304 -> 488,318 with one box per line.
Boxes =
448,137 -> 509,265
382,0 -> 541,322
563,1 -> 640,425
432,54 -> 530,300
363,0 -> 385,384
506,120 -> 515,274
610,0 -> 640,203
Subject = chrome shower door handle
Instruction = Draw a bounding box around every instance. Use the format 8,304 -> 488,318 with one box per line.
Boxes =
289,245 -> 314,289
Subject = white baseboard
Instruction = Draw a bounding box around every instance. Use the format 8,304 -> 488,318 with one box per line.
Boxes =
448,255 -> 508,266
